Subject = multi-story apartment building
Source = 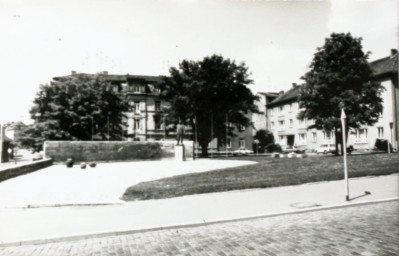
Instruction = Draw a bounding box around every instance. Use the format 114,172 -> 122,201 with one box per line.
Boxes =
53,72 -> 254,151
53,72 -> 172,141
207,115 -> 254,153
252,92 -> 279,132
266,50 -> 398,151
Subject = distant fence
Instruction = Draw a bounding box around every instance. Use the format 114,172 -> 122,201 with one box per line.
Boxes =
0,159 -> 53,182
44,141 -> 194,163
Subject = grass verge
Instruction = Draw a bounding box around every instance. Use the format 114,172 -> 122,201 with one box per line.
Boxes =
122,153 -> 399,201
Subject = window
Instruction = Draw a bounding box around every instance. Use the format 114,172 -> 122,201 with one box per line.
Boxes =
239,125 -> 245,131
279,106 -> 283,112
128,101 -> 135,112
127,118 -> 134,135
279,135 -> 285,144
121,82 -> 128,91
239,139 -> 245,148
154,116 -> 161,130
134,119 -> 141,130
289,119 -> 293,128
289,103 -> 293,111
377,127 -> 384,138
133,85 -> 144,93
312,132 -> 317,142
271,122 -> 275,130
226,138 -> 231,149
278,120 -> 285,130
155,101 -> 161,111
298,133 -> 307,145
298,118 -> 305,127
323,131 -> 334,144
135,101 -> 140,112
355,128 -> 368,143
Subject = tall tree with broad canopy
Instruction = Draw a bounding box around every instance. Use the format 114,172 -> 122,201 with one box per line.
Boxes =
160,55 -> 259,157
24,74 -> 128,151
298,33 -> 384,154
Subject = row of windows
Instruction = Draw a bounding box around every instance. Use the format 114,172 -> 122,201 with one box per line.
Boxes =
128,116 -> 163,131
128,101 -> 161,112
269,103 -> 295,115
271,118 -> 311,130
276,127 -> 386,145
224,138 -> 245,149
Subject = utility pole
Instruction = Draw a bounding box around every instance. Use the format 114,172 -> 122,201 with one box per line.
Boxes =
226,114 -> 228,158
195,118 -> 198,159
341,108 -> 349,201
194,117 -> 198,160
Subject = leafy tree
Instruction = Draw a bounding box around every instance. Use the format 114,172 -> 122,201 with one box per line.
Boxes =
298,33 -> 384,154
253,129 -> 274,153
24,74 -> 128,151
160,55 -> 258,157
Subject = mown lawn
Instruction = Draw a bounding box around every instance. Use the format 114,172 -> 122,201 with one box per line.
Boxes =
121,153 -> 399,201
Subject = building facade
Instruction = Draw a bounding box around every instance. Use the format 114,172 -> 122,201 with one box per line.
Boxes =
266,50 -> 398,152
53,72 -> 253,151
252,92 -> 279,132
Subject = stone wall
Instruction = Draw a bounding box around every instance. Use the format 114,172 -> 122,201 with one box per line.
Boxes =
44,141 -> 194,163
0,159 -> 53,182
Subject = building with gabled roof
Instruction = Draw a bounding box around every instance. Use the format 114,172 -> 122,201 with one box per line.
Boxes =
265,49 -> 398,152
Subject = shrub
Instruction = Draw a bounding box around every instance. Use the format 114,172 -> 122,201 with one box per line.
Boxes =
374,139 -> 393,152
266,143 -> 282,152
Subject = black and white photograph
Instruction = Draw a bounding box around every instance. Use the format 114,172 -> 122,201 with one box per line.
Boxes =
0,0 -> 398,255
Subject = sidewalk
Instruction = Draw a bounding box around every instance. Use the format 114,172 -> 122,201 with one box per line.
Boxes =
0,159 -> 257,207
0,173 -> 398,245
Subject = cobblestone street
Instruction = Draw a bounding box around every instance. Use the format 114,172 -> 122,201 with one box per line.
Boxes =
1,201 -> 398,256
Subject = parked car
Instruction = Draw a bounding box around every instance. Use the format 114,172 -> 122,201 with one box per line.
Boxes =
233,148 -> 254,156
315,145 -> 335,154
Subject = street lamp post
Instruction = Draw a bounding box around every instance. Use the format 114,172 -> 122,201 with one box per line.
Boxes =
107,115 -> 110,141
210,112 -> 213,159
226,114 -> 228,158
341,108 -> 350,201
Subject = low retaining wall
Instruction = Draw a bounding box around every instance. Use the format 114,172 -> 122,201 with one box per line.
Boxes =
0,159 -> 53,182
44,141 -> 194,163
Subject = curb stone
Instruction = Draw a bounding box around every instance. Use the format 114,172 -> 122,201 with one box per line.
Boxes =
1,197 -> 398,248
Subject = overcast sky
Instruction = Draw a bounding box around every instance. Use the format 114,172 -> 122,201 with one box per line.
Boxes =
0,0 -> 397,124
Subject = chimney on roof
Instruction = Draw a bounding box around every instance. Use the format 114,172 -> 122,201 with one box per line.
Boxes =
391,49 -> 397,56
292,83 -> 297,88
71,71 -> 77,75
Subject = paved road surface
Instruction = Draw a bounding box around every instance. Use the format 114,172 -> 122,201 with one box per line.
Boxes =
1,201 -> 398,256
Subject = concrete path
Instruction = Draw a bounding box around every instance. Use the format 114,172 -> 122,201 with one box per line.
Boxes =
0,159 -> 256,207
1,201 -> 397,255
0,173 -> 397,245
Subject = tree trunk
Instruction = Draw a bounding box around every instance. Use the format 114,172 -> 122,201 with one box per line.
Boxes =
335,130 -> 340,156
200,140 -> 209,158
